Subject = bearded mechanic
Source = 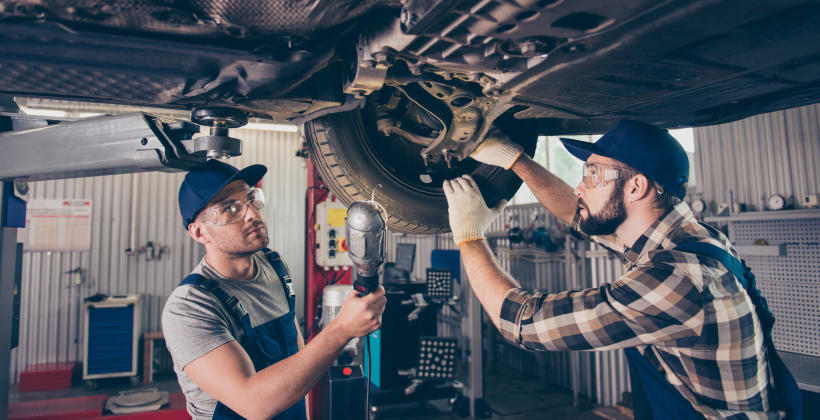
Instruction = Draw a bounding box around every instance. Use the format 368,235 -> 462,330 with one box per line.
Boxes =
162,160 -> 386,420
443,120 -> 800,419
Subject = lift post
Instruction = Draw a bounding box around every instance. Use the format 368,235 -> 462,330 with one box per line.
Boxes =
0,180 -> 25,417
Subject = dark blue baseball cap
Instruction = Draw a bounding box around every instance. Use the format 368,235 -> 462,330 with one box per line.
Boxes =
178,160 -> 267,229
560,120 -> 689,199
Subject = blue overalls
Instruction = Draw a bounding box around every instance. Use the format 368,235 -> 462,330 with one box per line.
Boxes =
625,239 -> 802,420
178,249 -> 307,420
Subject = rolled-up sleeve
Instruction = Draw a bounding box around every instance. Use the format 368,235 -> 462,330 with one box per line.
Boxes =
498,262 -> 705,351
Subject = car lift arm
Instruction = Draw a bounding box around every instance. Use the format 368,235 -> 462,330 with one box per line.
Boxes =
0,112 -> 209,181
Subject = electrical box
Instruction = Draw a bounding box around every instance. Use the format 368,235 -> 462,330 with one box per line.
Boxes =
83,294 -> 142,380
315,200 -> 352,267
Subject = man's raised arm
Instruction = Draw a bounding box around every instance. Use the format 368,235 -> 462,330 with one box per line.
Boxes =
470,131 -> 577,225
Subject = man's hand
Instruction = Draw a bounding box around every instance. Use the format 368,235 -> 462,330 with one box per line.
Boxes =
443,175 -> 506,247
470,129 -> 524,170
330,286 -> 387,340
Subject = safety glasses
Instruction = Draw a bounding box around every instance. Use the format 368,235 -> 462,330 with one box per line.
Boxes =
201,187 -> 265,226
581,163 -> 627,189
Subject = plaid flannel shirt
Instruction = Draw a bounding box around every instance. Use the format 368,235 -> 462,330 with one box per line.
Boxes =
498,202 -> 782,419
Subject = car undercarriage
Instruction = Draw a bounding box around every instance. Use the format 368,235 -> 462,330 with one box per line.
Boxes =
2,0 -> 820,231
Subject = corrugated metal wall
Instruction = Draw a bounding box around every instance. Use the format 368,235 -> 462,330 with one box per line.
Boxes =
10,127 -> 305,382
694,103 -> 820,209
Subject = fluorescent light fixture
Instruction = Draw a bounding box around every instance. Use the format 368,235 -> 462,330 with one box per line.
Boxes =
20,108 -> 67,118
78,112 -> 105,118
243,122 -> 299,132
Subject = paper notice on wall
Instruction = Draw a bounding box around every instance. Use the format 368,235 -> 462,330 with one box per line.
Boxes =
21,199 -> 92,252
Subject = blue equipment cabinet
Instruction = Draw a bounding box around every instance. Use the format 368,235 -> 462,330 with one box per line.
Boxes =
82,294 -> 142,380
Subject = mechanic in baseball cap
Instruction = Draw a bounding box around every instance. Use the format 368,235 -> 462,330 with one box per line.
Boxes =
440,120 -> 794,419
165,159 -> 386,419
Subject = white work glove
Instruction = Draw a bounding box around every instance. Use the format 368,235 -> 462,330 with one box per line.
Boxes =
469,129 -> 524,170
443,175 -> 507,247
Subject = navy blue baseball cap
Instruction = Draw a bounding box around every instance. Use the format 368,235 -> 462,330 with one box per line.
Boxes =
560,120 -> 689,199
178,160 -> 267,229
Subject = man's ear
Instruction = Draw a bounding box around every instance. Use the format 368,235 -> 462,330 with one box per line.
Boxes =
624,174 -> 653,203
188,222 -> 209,245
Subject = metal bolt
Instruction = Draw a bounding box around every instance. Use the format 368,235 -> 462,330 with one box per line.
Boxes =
442,149 -> 453,168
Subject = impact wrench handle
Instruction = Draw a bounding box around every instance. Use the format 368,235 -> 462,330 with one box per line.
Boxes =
354,274 -> 379,295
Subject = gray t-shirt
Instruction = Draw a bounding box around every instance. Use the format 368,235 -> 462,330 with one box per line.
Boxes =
161,251 -> 291,419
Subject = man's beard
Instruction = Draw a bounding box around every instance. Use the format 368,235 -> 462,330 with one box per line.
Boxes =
578,184 -> 627,236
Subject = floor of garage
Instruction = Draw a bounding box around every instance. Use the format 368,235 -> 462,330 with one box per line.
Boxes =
9,368 -> 611,419
375,367 -> 609,420
11,368 -> 819,419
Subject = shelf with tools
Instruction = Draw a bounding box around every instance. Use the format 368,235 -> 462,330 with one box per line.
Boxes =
704,208 -> 820,223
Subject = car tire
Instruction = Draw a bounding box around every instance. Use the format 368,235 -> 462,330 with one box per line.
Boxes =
304,108 -> 537,234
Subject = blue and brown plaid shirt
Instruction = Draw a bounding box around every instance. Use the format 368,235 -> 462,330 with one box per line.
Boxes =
498,202 -> 782,419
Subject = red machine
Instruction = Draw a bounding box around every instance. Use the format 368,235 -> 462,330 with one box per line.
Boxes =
304,157 -> 352,418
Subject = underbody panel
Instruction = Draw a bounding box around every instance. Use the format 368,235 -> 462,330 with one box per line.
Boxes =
1,0 -> 819,132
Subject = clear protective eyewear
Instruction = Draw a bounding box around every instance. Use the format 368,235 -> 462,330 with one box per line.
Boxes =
581,163 -> 627,189
202,187 -> 265,226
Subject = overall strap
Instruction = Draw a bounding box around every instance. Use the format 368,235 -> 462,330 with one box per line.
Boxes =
674,242 -> 775,334
178,274 -> 249,325
674,241 -> 802,420
262,248 -> 295,312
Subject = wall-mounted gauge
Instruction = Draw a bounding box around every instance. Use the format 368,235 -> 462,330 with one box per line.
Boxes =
690,198 -> 706,215
766,194 -> 786,211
